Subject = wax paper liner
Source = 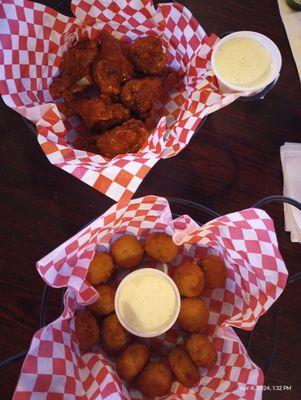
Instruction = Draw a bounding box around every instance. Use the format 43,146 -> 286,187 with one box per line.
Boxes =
13,196 -> 287,400
0,0 -> 243,203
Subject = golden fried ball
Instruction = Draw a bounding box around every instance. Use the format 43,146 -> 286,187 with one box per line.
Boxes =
199,255 -> 227,289
75,310 -> 100,351
185,334 -> 217,368
178,298 -> 209,333
168,346 -> 200,388
111,234 -> 144,269
136,362 -> 172,397
144,232 -> 179,263
116,343 -> 150,381
87,283 -> 116,317
173,260 -> 205,297
100,313 -> 131,352
86,252 -> 114,285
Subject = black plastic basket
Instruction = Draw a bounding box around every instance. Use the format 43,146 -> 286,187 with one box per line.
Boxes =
1,195 -> 301,374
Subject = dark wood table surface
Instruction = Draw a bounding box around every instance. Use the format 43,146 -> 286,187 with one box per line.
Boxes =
1,0 -> 301,399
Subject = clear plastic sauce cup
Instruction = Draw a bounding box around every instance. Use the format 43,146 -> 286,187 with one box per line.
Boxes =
115,268 -> 181,338
211,31 -> 282,95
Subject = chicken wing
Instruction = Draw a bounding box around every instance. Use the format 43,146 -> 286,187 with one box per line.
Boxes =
49,74 -> 73,102
92,31 -> 134,98
49,39 -> 98,100
62,39 -> 98,87
120,77 -> 161,129
72,97 -> 130,132
162,68 -> 185,92
128,36 -> 167,76
120,77 -> 161,116
120,69 -> 182,129
88,119 -> 149,158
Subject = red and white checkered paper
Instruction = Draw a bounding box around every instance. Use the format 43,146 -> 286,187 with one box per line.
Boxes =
0,0 -> 243,202
14,196 -> 287,400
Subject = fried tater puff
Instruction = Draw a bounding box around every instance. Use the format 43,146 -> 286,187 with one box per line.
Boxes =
199,255 -> 227,289
111,234 -> 144,269
185,333 -> 217,368
168,346 -> 200,388
86,252 -> 115,285
136,361 -> 172,397
178,298 -> 209,333
173,260 -> 205,297
116,343 -> 150,380
100,313 -> 131,352
144,232 -> 179,263
87,283 -> 116,317
75,310 -> 100,351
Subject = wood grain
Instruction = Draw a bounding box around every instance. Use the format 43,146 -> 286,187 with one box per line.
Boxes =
0,0 -> 301,399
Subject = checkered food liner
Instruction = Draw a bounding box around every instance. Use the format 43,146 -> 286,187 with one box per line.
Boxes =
0,0 -> 242,202
14,196 -> 287,400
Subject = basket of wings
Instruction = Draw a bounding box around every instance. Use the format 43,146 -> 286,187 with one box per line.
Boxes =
13,196 -> 287,400
0,0 -> 242,202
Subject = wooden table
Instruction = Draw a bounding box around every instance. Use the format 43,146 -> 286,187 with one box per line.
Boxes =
1,0 -> 301,398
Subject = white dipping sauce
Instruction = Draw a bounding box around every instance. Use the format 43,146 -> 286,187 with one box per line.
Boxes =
215,37 -> 272,88
116,269 -> 179,337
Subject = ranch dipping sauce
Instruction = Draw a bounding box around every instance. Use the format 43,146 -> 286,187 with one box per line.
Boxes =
211,31 -> 282,93
115,268 -> 180,337
215,37 -> 272,88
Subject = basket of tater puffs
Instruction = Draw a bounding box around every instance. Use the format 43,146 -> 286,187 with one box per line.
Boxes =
14,196 -> 288,399
0,0 -> 242,203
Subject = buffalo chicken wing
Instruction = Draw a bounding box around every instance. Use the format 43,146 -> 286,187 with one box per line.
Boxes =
83,119 -> 149,158
120,70 -> 182,128
92,31 -> 134,97
128,36 -> 167,76
72,97 -> 130,132
49,39 -> 98,100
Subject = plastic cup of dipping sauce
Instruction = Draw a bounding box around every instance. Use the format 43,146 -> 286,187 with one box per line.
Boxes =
211,31 -> 282,94
115,268 -> 181,338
